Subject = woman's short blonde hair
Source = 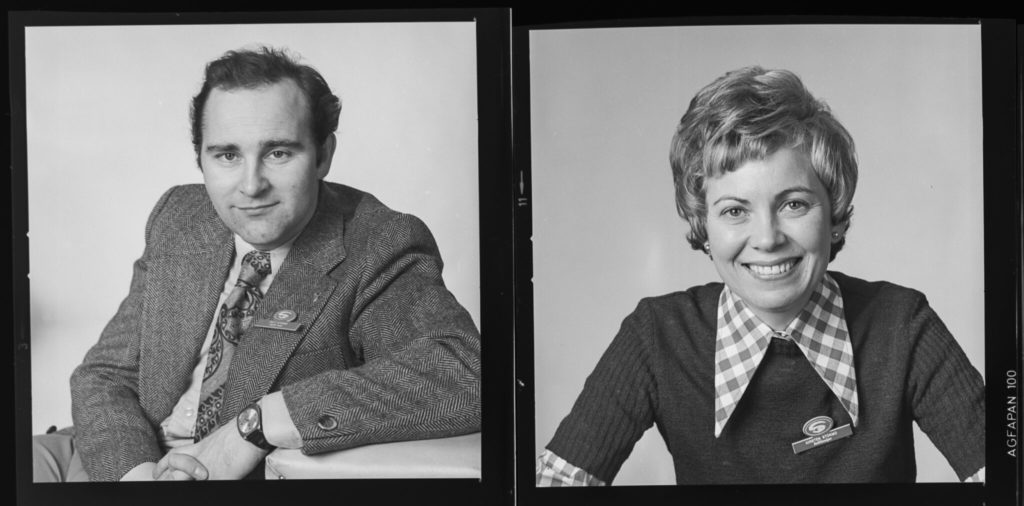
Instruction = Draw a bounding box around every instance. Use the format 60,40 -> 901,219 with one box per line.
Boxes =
670,66 -> 858,261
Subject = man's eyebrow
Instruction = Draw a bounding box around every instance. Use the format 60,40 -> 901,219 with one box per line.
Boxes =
260,139 -> 305,150
204,143 -> 239,153
204,140 -> 306,153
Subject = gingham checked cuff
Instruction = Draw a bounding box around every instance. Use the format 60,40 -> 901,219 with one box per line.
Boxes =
536,449 -> 606,486
964,466 -> 985,483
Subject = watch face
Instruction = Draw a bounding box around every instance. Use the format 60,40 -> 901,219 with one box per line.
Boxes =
238,407 -> 259,434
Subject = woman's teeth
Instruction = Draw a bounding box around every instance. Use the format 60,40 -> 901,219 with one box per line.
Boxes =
747,260 -> 795,276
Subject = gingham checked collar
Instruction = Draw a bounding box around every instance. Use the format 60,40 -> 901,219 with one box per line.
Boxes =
713,273 -> 859,438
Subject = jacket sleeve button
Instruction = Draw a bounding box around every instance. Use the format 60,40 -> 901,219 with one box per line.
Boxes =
316,414 -> 338,431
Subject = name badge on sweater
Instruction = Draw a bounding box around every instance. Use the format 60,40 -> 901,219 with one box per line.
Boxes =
792,416 -> 853,454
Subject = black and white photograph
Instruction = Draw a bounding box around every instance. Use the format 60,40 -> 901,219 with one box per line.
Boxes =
12,10 -> 1019,506
19,18 -> 489,486
528,23 -> 987,486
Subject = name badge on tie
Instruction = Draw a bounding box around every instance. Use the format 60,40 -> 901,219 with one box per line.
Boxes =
791,416 -> 853,454
254,309 -> 303,332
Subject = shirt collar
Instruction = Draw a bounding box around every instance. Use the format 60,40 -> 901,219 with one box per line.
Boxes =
712,273 -> 859,438
232,234 -> 294,294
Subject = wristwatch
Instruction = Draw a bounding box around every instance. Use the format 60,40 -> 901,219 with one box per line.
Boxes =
236,402 -> 277,451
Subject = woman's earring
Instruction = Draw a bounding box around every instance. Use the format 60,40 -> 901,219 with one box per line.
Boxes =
831,232 -> 842,241
703,242 -> 713,260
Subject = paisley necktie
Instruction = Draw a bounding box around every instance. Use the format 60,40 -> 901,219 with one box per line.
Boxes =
193,250 -> 271,441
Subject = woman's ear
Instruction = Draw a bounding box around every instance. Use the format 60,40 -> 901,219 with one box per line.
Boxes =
831,221 -> 849,243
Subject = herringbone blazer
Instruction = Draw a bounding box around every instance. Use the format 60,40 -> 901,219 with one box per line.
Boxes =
70,182 -> 481,481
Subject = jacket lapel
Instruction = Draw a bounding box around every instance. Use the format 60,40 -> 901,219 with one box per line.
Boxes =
221,183 -> 349,419
140,190 -> 233,419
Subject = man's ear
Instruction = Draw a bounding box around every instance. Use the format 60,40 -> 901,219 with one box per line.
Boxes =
316,133 -> 337,179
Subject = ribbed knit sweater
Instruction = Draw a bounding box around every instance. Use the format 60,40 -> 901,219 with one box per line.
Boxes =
546,272 -> 985,484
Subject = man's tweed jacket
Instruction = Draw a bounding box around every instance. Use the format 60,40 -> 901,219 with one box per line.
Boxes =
70,181 -> 481,481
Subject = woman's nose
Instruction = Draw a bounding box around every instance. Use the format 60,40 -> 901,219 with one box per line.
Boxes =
749,214 -> 785,250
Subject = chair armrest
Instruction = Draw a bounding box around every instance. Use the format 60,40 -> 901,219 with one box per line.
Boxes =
264,432 -> 481,479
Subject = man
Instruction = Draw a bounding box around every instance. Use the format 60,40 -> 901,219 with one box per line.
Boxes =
32,46 -> 481,481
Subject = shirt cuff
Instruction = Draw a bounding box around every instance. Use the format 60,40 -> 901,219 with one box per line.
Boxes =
260,392 -> 303,449
536,449 -> 606,486
120,461 -> 157,481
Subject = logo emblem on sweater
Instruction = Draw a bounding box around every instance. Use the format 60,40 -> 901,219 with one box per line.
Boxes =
802,416 -> 833,436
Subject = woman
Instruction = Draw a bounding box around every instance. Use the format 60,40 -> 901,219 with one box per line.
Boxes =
536,66 -> 985,485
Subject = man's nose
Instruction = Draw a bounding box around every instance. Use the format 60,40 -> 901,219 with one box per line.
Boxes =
239,160 -> 269,197
749,213 -> 785,250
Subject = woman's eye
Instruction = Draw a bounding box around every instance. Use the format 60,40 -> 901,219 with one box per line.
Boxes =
722,207 -> 746,218
784,200 -> 809,211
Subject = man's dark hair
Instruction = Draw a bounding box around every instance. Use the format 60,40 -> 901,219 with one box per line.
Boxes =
190,46 -> 342,167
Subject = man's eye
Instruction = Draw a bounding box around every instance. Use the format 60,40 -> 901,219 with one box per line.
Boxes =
268,150 -> 290,159
217,153 -> 238,162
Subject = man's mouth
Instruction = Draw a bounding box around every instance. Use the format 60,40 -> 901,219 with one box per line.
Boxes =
744,258 -> 800,279
237,202 -> 277,211
235,202 -> 278,216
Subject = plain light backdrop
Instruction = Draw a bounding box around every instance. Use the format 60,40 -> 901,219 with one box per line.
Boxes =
25,22 -> 480,434
531,24 -> 984,484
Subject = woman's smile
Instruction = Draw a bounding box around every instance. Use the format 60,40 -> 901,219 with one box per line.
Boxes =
743,257 -> 801,280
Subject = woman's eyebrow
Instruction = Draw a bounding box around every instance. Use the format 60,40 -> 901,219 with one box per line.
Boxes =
775,186 -> 818,199
711,195 -> 749,206
712,186 -> 819,206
